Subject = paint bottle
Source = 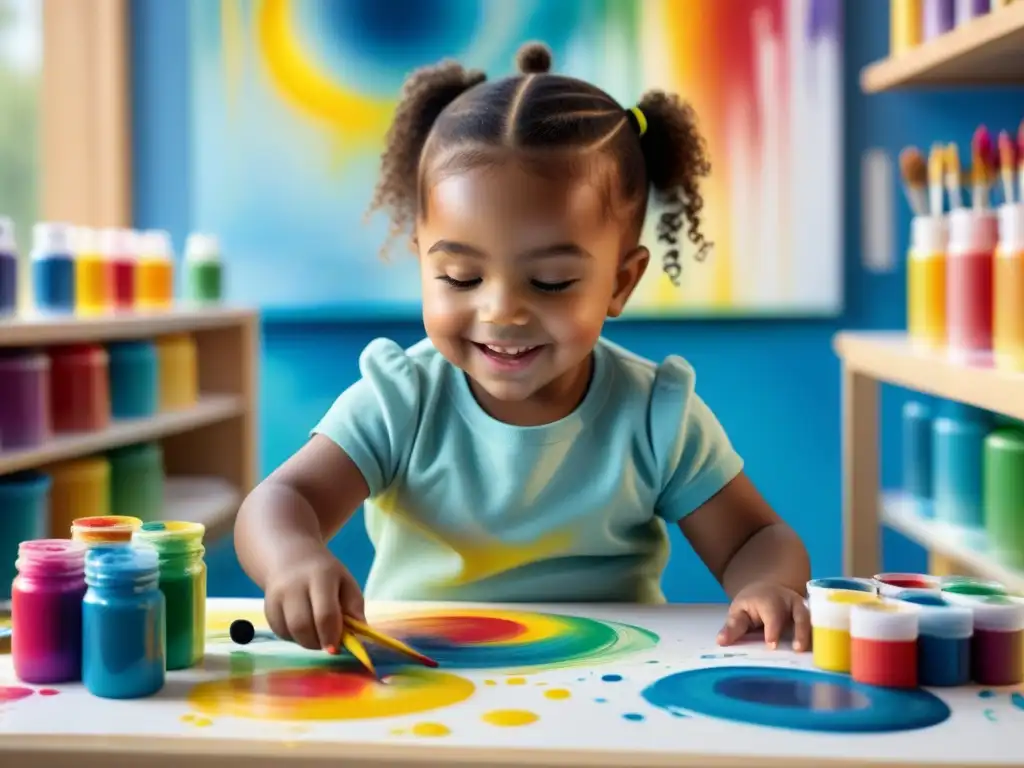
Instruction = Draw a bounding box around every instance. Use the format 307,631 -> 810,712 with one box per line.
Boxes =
100,227 -> 136,312
135,521 -> 207,670
944,593 -> 1024,685
891,0 -> 924,54
0,216 -> 18,317
82,544 -> 166,699
850,599 -> 920,688
71,515 -> 143,546
873,572 -> 941,597
0,472 -> 52,606
0,351 -> 52,450
907,216 -> 947,351
894,592 -> 972,686
30,222 -> 75,315
109,442 -> 165,523
902,400 -> 934,512
984,424 -> 1024,568
11,539 -> 87,684
946,208 -> 997,362
74,226 -> 111,315
923,0 -> 956,37
184,233 -> 222,304
809,591 -> 880,673
155,333 -> 198,411
49,344 -> 111,433
108,340 -> 159,419
805,577 -> 877,600
955,0 -> 991,24
48,457 -> 111,539
994,203 -> 1024,371
136,230 -> 175,310
932,401 -> 991,529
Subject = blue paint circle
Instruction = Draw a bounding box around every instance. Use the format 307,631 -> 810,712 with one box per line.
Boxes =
641,667 -> 950,733
602,674 -> 623,682
623,713 -> 645,721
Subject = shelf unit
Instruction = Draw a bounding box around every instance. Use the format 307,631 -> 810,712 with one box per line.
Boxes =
833,331 -> 1024,584
0,307 -> 259,544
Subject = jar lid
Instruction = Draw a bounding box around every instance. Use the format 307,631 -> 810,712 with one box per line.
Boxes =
31,222 -> 73,256
894,592 -> 973,638
810,590 -> 881,630
850,598 -> 920,641
0,216 -> 16,252
943,593 -> 1024,632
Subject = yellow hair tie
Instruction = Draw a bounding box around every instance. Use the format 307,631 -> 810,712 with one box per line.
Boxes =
629,106 -> 647,137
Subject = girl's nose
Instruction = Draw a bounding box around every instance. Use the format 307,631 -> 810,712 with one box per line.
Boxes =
479,285 -> 529,326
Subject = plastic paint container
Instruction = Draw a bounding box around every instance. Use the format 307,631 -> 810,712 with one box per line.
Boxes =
805,577 -> 877,600
994,204 -> 1024,370
71,515 -> 142,546
11,539 -> 87,684
955,0 -> 991,25
30,222 -> 75,315
82,544 -> 166,698
74,227 -> 110,315
156,333 -> 198,411
135,521 -> 207,670
907,216 -> 947,351
49,344 -> 110,433
0,472 -> 52,604
873,572 -> 941,597
946,208 -> 997,361
0,351 -> 51,450
933,402 -> 990,528
810,591 -> 881,673
184,233 -> 222,303
100,227 -> 136,311
48,457 -> 111,539
109,442 -> 165,523
136,230 -> 175,309
984,424 -> 1024,569
941,579 -> 1008,598
944,593 -> 1024,685
895,591 -> 973,686
923,0 -> 956,38
0,216 -> 17,317
902,400 -> 934,507
850,599 -> 920,688
108,340 -> 159,419
891,0 -> 923,54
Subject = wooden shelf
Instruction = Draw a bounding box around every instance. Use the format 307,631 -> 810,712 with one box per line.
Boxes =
833,331 -> 1024,421
861,4 -> 1024,92
164,476 -> 240,543
881,492 -> 1024,593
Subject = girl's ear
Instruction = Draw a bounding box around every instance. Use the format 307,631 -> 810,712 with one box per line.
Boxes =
607,245 -> 649,317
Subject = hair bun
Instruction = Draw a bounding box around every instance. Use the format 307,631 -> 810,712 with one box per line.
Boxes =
516,42 -> 552,74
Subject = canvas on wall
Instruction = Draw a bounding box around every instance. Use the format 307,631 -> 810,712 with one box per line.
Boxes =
190,0 -> 843,319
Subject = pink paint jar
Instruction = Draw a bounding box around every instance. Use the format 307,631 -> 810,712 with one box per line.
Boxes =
0,351 -> 52,450
11,539 -> 88,684
946,208 -> 997,362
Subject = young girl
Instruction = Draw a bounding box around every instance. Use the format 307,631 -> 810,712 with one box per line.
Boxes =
235,42 -> 811,656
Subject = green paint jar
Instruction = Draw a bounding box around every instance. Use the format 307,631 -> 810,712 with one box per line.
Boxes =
134,520 -> 207,670
184,233 -> 222,304
984,425 -> 1024,569
108,442 -> 164,523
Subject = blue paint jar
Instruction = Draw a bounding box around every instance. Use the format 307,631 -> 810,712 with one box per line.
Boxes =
0,471 -> 51,605
902,400 -> 933,513
107,341 -> 159,419
896,591 -> 972,687
932,402 -> 991,529
82,544 -> 166,699
30,222 -> 75,315
0,216 -> 17,317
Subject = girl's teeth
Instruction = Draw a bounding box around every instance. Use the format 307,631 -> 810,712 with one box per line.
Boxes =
486,345 -> 533,356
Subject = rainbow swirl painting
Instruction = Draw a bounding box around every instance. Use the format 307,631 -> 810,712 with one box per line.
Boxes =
191,0 -> 842,318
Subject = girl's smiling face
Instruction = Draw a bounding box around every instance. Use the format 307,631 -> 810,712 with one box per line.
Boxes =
416,157 -> 648,426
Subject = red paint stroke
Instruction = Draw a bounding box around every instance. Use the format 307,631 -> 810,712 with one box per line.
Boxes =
386,616 -> 527,645
259,670 -> 374,699
881,577 -> 932,589
0,686 -> 34,702
38,689 -> 59,696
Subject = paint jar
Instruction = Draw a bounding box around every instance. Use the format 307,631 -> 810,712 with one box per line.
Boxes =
941,579 -> 1008,598
74,227 -> 110,316
109,442 -> 165,523
49,344 -> 111,433
805,577 -> 877,600
135,521 -> 207,670
136,230 -> 175,310
902,400 -> 934,512
810,591 -> 881,673
156,333 -> 198,411
891,0 -> 923,54
100,227 -> 136,312
944,593 -> 1024,685
11,539 -> 87,684
850,599 -> 920,688
907,216 -> 947,351
0,351 -> 51,450
946,208 -> 997,362
932,402 -> 991,529
895,592 -> 973,686
30,222 -> 75,315
874,572 -> 941,597
82,544 -> 166,698
48,457 -> 111,539
924,0 -> 956,37
0,215 -> 17,317
71,515 -> 143,546
108,340 -> 159,419
984,424 -> 1024,568
184,233 -> 222,304
955,0 -> 991,24
0,472 -> 52,604
994,203 -> 1024,371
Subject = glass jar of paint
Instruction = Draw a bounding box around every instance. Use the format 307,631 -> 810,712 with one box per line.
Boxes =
155,333 -> 198,411
924,0 -> 955,39
134,521 -> 207,670
895,592 -> 972,687
946,208 -> 997,362
11,539 -> 87,684
100,227 -> 136,311
30,222 -> 75,315
74,226 -> 111,316
0,351 -> 52,450
955,0 -> 991,26
932,402 -> 991,529
108,340 -> 159,419
809,591 -> 880,673
907,216 -> 947,351
48,457 -> 111,538
901,400 -> 934,510
184,233 -> 222,304
0,472 -> 52,605
0,215 -> 18,317
135,230 -> 175,310
890,0 -> 923,53
944,593 -> 1024,686
49,344 -> 111,433
82,544 -> 166,699
994,203 -> 1024,371
985,425 -> 1024,568
849,599 -> 919,688
71,515 -> 143,546
109,442 -> 165,523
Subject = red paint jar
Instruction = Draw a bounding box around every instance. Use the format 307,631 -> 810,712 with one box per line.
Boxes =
100,228 -> 136,311
946,209 -> 997,362
850,600 -> 920,688
873,572 -> 940,597
49,344 -> 110,433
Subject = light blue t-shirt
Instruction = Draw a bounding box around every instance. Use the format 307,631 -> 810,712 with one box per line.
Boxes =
313,337 -> 743,604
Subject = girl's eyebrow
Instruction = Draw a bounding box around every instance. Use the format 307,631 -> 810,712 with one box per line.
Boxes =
427,239 -> 484,257
427,240 -> 591,260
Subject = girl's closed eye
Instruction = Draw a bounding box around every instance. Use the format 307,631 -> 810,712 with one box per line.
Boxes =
532,278 -> 577,293
438,274 -> 481,289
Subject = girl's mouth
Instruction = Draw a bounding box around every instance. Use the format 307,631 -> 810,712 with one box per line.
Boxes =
473,342 -> 545,371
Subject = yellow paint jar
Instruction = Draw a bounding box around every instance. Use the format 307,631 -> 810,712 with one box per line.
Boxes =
994,204 -> 1024,371
908,215 -> 947,351
136,230 -> 175,310
156,333 -> 198,411
74,227 -> 111,315
809,590 -> 881,673
48,456 -> 111,538
891,0 -> 923,55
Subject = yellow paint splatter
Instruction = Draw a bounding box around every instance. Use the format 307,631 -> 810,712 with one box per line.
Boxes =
544,688 -> 571,700
411,722 -> 451,737
390,728 -> 406,736
506,677 -> 527,685
180,713 -> 213,727
484,680 -> 497,686
483,709 -> 539,727
535,681 -> 547,686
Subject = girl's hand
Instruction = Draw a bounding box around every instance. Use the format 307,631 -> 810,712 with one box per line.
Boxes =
716,581 -> 811,652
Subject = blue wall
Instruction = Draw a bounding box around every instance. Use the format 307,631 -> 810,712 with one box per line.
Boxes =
131,0 -> 1024,601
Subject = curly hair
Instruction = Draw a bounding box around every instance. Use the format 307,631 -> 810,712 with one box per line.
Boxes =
368,42 -> 712,283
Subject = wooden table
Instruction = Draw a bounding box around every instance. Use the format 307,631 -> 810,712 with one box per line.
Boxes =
0,598 -> 1020,767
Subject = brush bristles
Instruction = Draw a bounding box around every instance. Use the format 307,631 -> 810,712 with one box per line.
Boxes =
900,148 -> 927,187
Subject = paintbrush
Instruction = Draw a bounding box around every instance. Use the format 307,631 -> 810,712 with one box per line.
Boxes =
346,617 -> 439,668
971,125 -> 994,209
928,143 -> 945,216
946,143 -> 963,209
899,147 -> 928,216
999,130 -> 1017,205
341,630 -> 378,678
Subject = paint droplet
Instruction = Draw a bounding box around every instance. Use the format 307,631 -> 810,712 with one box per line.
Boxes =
390,728 -> 405,736
506,677 -> 527,686
646,660 -> 660,664
1011,692 -> 1024,711
0,686 -> 33,702
595,698 -> 607,703
535,681 -> 547,686
984,709 -> 997,722
411,722 -> 450,737
544,688 -> 571,700
180,713 -> 213,727
979,690 -> 996,699
37,689 -> 59,696
483,709 -> 539,727
699,653 -> 746,660
484,680 -> 496,686
601,674 -> 623,682
623,713 -> 645,722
